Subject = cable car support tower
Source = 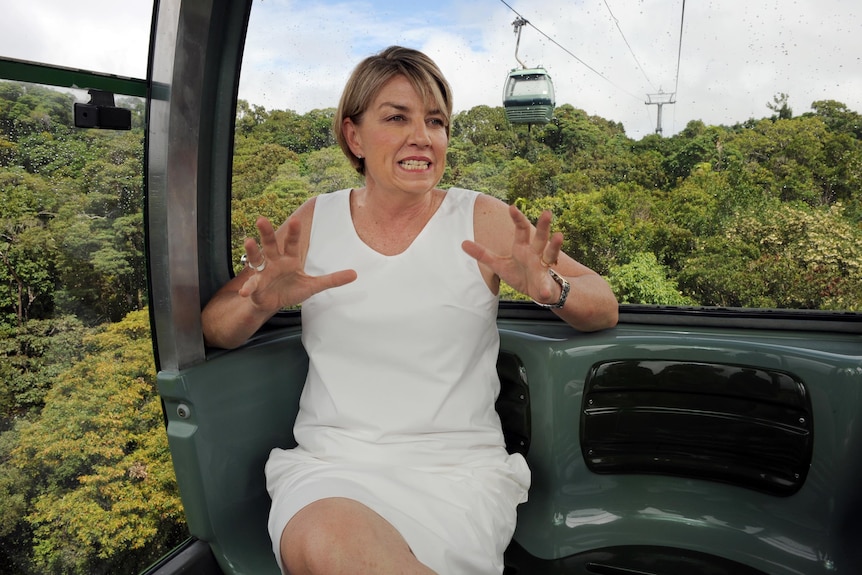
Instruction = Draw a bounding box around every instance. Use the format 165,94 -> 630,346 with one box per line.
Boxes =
645,90 -> 675,135
645,0 -> 685,135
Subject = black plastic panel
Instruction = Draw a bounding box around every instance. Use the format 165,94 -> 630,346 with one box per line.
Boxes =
581,360 -> 812,496
496,352 -> 531,456
504,541 -> 769,575
144,538 -> 223,575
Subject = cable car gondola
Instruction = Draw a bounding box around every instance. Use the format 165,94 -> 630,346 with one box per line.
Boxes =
502,17 -> 555,125
503,67 -> 555,125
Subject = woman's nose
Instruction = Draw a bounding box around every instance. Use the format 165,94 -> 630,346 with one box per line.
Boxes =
409,120 -> 432,146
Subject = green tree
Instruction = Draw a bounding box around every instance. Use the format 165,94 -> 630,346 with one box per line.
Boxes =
449,105 -> 518,167
0,168 -> 60,326
726,115 -> 830,205
0,316 -> 89,427
232,136 -> 295,200
607,252 -> 695,305
9,309 -> 185,575
0,83 -> 74,144
809,100 -> 862,138
767,92 -> 793,120
679,202 -> 862,309
539,104 -> 605,156
303,146 -> 363,196
250,107 -> 336,154
50,131 -> 146,324
505,156 -> 560,203
235,99 -> 268,136
0,427 -> 29,573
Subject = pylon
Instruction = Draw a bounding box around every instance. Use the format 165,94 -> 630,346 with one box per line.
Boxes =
645,91 -> 676,135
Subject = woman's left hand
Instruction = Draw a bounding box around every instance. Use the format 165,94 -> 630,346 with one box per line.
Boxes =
462,205 -> 565,305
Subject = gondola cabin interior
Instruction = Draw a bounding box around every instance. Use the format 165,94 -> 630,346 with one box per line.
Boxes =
1,1 -> 862,575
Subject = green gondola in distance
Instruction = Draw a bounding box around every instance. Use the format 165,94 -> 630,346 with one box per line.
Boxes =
503,67 -> 555,125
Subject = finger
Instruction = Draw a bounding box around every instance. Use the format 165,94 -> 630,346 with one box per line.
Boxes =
462,239 -> 496,266
549,230 -> 564,251
532,210 -> 553,253
243,236 -> 259,257
243,237 -> 264,269
237,272 -> 259,297
535,210 -> 552,237
542,231 -> 564,266
256,216 -> 278,252
320,269 -> 358,290
508,204 -> 533,246
281,217 -> 303,259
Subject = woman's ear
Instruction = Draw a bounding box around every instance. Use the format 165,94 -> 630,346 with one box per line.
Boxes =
343,117 -> 363,158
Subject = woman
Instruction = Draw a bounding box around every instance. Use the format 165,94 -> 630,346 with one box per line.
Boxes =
202,46 -> 618,575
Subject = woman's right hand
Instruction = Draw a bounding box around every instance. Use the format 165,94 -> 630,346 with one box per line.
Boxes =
237,215 -> 357,312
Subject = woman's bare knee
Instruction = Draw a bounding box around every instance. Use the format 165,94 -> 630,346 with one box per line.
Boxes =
280,498 -> 436,575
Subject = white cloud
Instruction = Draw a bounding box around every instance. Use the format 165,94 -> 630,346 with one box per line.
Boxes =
0,0 -> 151,78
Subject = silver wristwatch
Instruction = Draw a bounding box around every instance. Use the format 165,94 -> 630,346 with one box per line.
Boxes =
532,268 -> 570,309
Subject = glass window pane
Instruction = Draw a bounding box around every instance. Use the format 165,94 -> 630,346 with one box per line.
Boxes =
0,78 -> 187,573
233,1 -> 861,313
0,1 -> 152,78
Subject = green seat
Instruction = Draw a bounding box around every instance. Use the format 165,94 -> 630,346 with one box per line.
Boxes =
158,332 -> 308,574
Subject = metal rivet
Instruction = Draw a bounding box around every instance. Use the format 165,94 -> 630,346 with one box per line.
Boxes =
177,404 -> 191,419
799,417 -> 806,425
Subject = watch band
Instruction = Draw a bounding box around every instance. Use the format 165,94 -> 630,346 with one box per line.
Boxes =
532,268 -> 570,309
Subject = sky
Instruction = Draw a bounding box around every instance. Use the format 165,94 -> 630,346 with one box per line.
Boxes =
1,0 -> 860,140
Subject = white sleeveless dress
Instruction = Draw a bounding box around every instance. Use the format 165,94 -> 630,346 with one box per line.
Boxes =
265,188 -> 530,574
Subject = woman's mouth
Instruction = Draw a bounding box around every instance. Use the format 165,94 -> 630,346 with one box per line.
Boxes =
399,159 -> 431,171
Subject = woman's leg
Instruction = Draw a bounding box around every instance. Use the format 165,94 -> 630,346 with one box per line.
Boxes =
280,497 -> 438,575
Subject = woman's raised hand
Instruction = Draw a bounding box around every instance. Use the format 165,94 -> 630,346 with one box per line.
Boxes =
238,216 -> 357,312
462,205 -> 564,305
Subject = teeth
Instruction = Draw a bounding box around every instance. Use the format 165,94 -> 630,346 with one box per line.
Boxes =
400,160 -> 430,171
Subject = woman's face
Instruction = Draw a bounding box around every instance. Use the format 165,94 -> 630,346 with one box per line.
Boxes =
344,75 -> 448,197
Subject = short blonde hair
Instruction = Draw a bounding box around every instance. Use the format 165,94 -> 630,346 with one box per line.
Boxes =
334,46 -> 453,175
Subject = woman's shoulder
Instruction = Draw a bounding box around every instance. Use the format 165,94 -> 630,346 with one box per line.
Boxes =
445,188 -> 505,211
468,191 -> 515,252
470,190 -> 509,218
274,190 -> 349,258
312,188 -> 352,208
290,189 -> 352,224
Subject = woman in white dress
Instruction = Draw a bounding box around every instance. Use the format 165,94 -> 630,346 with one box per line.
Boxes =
201,46 -> 618,575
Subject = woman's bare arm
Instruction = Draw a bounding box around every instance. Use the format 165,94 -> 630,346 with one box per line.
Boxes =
463,194 -> 618,332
